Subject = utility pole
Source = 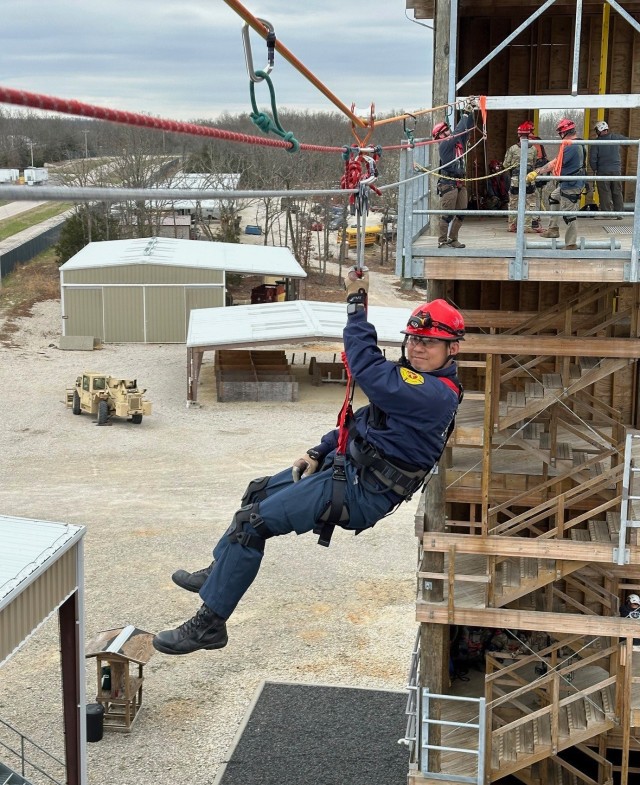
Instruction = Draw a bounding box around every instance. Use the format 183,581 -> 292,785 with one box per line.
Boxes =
83,130 -> 89,159
28,140 -> 34,167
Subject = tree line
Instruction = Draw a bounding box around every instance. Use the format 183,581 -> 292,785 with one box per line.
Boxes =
0,108 -> 409,265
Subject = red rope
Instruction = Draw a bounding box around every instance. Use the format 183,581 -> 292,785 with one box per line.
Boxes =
336,351 -> 354,455
0,85 -> 438,155
0,86 -> 342,153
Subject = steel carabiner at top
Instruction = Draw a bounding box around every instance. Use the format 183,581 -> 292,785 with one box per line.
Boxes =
242,19 -> 276,83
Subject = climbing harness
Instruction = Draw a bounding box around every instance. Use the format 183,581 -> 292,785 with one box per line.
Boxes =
312,348 -> 357,547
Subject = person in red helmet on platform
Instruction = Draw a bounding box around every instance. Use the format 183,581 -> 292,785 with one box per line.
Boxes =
502,120 -> 541,233
531,118 -> 586,250
153,270 -> 464,656
432,96 -> 478,249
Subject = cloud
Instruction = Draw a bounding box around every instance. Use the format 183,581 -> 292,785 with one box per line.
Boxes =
1,1 -> 433,122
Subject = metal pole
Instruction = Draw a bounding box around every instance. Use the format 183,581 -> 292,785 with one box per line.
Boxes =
511,137 -> 529,280
629,146 -> 640,282
571,0 -> 584,96
448,0 -> 459,106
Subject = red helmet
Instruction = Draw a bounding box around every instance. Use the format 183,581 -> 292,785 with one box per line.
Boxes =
402,300 -> 465,341
489,159 -> 501,172
432,121 -> 450,140
517,120 -> 534,136
556,118 -> 576,136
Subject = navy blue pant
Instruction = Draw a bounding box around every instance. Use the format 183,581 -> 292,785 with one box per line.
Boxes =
199,459 -> 397,619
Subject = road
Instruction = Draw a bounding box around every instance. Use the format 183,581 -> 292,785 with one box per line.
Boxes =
0,199 -> 47,220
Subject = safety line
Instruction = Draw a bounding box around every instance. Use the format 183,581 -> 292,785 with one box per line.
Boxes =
0,86 -> 342,154
223,0 -> 367,128
374,100 -> 466,128
0,86 -> 445,156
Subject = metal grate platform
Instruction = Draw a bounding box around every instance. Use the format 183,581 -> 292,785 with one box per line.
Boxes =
603,225 -> 633,235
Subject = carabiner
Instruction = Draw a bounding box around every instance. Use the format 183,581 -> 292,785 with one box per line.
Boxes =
242,19 -> 276,84
403,113 -> 417,149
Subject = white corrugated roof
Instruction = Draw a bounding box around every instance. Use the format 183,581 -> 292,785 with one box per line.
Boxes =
59,237 -> 307,278
187,300 -> 411,349
149,172 -> 242,211
0,516 -> 84,604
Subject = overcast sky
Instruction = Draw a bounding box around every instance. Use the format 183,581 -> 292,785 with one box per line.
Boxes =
2,1 -> 434,123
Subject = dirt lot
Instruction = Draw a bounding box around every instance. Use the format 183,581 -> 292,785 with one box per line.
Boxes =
0,250 -> 427,785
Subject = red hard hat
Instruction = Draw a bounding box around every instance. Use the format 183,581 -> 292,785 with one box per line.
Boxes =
432,121 -> 450,140
517,120 -> 534,135
402,300 -> 465,341
556,118 -> 576,136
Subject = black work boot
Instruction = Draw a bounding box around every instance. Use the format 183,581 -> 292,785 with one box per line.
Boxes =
152,604 -> 228,655
171,560 -> 215,593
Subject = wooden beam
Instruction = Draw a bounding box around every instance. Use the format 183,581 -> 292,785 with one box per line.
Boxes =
417,257 -> 631,282
462,334 -> 640,358
416,602 -> 640,637
421,532 -> 640,563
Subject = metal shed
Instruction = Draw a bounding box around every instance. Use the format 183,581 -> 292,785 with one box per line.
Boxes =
185,301 -> 412,402
0,515 -> 86,785
59,237 -> 306,344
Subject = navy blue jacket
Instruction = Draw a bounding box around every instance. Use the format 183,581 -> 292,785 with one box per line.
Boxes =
438,112 -> 475,180
312,309 -> 461,471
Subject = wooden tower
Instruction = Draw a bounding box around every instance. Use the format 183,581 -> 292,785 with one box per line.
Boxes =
401,1 -> 640,783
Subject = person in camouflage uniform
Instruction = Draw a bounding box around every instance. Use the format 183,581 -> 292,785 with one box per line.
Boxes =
502,121 -> 540,233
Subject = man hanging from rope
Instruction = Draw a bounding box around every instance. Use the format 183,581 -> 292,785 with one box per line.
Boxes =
153,279 -> 465,655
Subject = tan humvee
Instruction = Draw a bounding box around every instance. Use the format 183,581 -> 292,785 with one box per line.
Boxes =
66,372 -> 152,425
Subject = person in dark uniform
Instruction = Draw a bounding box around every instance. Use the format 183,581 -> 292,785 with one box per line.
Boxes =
153,272 -> 465,656
432,98 -> 477,249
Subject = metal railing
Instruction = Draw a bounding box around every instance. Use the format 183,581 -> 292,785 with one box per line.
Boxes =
399,629 -> 421,769
0,718 -> 65,785
420,690 -> 486,784
398,135 -> 640,281
400,633 -> 487,785
616,429 -> 640,564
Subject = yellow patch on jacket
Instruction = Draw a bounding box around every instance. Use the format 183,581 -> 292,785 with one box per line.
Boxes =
400,367 -> 424,385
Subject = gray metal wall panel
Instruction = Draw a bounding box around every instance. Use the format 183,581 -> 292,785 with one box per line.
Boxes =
63,265 -> 223,285
0,548 -> 77,667
103,287 -> 144,342
63,288 -> 104,339
185,287 -> 224,336
145,287 -> 186,343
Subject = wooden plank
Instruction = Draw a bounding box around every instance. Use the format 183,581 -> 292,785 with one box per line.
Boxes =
461,336 -> 640,359
416,602 -> 640,638
417,258 -> 630,282
421,532 -> 638,563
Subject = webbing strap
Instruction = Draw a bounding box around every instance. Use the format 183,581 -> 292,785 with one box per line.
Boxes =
313,454 -> 348,548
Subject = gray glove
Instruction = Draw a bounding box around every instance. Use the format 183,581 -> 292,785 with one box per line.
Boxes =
464,96 -> 479,112
344,266 -> 369,298
292,453 -> 319,482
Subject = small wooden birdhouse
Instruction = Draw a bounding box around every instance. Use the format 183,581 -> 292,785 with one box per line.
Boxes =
85,625 -> 155,732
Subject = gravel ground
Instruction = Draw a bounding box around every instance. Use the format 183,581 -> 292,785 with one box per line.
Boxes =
0,264 -> 426,785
